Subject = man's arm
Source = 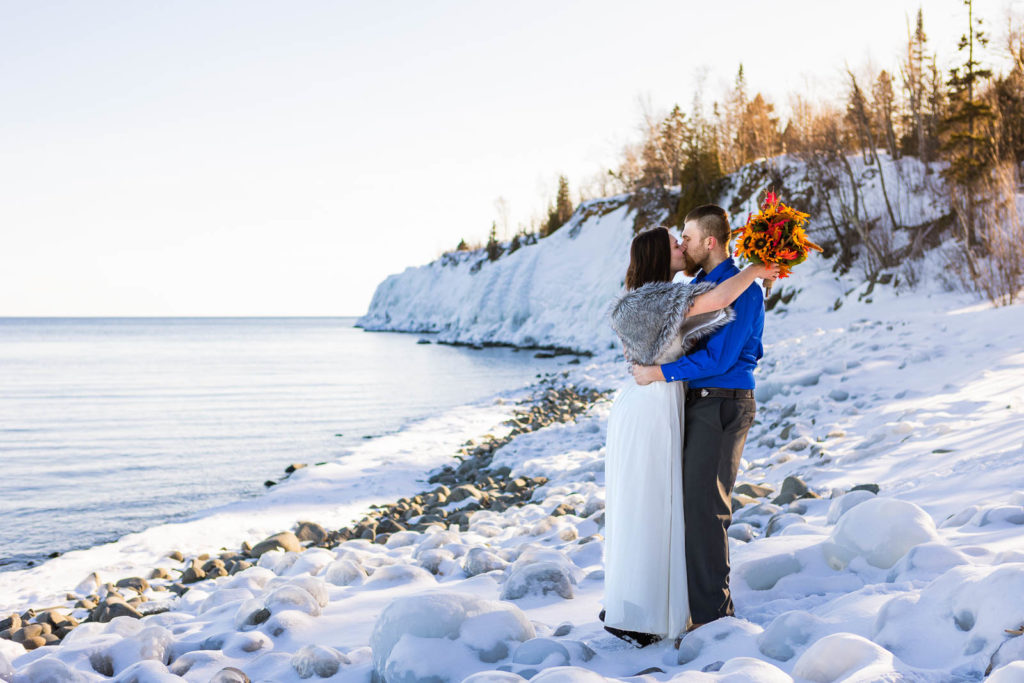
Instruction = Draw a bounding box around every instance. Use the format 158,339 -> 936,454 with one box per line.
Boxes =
634,285 -> 760,385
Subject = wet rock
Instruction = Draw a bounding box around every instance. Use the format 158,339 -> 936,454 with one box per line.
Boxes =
115,576 -> 149,593
735,483 -> 774,498
292,520 -> 327,548
250,531 -> 303,557
90,597 -> 142,622
771,476 -> 819,506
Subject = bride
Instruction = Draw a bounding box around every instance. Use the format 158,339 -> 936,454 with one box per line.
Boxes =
602,227 -> 777,645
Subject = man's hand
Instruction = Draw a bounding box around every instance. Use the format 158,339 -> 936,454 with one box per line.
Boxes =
631,364 -> 665,386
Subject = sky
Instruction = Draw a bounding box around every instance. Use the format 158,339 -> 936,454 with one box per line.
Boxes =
0,0 -> 1015,316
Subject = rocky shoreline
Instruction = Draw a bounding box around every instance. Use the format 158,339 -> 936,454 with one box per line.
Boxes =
0,374 -> 611,653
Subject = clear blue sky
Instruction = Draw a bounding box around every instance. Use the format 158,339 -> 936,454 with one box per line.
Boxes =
0,0 -> 1001,315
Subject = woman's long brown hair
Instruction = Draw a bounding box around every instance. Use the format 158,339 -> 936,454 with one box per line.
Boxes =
625,227 -> 672,290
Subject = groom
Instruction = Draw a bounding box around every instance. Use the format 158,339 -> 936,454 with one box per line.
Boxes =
632,204 -> 764,632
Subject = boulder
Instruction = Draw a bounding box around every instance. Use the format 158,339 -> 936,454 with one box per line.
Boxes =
295,521 -> 328,545
250,532 -> 303,557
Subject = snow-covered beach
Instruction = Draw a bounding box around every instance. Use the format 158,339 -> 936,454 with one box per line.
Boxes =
4,159 -> 1024,682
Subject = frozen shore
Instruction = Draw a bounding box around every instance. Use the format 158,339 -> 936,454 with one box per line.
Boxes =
3,266 -> 1024,681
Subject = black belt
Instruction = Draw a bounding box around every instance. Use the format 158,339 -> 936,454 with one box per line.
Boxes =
686,387 -> 754,400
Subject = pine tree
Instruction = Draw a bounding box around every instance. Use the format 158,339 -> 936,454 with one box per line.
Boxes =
541,175 -> 574,237
941,0 -> 996,188
485,222 -> 501,261
873,70 -> 900,159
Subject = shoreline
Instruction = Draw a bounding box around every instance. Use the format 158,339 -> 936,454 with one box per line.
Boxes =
0,373 -> 613,652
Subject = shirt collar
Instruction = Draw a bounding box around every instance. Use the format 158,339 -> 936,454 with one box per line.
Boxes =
694,258 -> 737,284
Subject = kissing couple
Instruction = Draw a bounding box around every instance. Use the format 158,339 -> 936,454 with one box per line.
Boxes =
602,204 -> 778,647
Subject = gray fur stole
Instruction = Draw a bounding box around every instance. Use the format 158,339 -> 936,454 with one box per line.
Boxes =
609,281 -> 735,366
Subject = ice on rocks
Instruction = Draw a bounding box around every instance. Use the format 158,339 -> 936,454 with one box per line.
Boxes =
527,666 -> 608,683
371,591 -> 534,681
291,644 -> 350,679
736,554 -> 802,591
460,671 -> 528,683
885,542 -> 971,583
822,497 -> 938,570
284,548 -> 337,577
362,563 -> 436,589
511,638 -> 570,667
791,632 -> 899,682
989,660 -> 1024,682
757,610 -> 829,661
284,576 -> 330,608
256,549 -> 299,575
264,584 -> 322,617
463,547 -> 509,577
323,558 -> 367,586
501,548 -> 580,600
825,490 -> 876,525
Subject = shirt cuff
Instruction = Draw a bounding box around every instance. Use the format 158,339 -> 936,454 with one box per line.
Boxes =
660,364 -> 683,382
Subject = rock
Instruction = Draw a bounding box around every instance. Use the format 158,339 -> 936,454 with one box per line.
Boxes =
285,463 -> 307,474
732,494 -> 757,512
0,614 -> 20,632
292,644 -> 350,678
21,635 -> 47,650
512,638 -> 571,666
250,531 -> 303,557
115,576 -> 150,593
181,564 -> 207,584
851,483 -> 881,494
764,513 -> 808,537
417,548 -> 456,575
265,585 -> 322,617
553,622 -> 573,637
463,547 -> 508,577
450,484 -> 488,504
38,610 -> 73,629
501,561 -> 575,601
771,476 -> 819,506
377,518 -> 406,534
90,597 -> 142,622
167,550 -> 185,562
75,598 -> 97,610
211,667 -> 252,683
324,559 -> 367,586
735,483 -> 775,498
12,623 -> 44,641
295,521 -> 329,545
149,567 -> 172,580
728,523 -> 757,542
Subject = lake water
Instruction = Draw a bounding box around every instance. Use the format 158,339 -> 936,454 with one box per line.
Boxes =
0,318 -> 571,571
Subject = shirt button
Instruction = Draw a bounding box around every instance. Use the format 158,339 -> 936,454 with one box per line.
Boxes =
701,389 -> 709,397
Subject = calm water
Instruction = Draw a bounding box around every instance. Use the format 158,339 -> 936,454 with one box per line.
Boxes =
0,317 -> 569,571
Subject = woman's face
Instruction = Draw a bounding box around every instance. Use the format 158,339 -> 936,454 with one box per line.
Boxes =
667,231 -> 686,275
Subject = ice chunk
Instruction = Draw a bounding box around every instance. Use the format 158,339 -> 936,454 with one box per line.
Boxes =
511,638 -> 570,667
463,547 -> 508,577
826,490 -> 876,524
323,559 -> 367,586
287,576 -> 330,608
370,591 -> 534,680
500,548 -> 580,601
459,610 -> 534,663
291,644 -> 350,679
792,633 -> 897,682
105,624 -> 174,676
822,498 -> 938,569
989,661 -> 1024,682
736,554 -> 802,591
757,610 -> 828,661
362,564 -> 435,589
285,548 -> 337,577
528,666 -> 609,683
265,584 -> 322,616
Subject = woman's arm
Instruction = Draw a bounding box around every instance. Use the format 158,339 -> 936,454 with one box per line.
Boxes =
685,263 -> 779,318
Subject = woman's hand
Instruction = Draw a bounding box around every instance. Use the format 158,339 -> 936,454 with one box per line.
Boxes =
749,262 -> 781,280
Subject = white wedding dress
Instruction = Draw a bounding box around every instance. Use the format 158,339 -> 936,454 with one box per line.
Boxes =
603,328 -> 691,638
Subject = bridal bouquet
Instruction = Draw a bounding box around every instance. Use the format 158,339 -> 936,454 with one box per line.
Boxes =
731,190 -> 822,297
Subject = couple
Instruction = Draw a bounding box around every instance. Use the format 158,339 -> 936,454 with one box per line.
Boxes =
602,204 -> 778,647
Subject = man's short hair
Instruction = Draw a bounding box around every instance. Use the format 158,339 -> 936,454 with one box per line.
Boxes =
684,204 -> 731,250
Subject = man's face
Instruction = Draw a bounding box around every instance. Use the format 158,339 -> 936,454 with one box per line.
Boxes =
668,231 -> 686,275
680,220 -> 710,274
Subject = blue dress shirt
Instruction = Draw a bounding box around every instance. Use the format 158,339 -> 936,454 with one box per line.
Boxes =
659,258 -> 763,389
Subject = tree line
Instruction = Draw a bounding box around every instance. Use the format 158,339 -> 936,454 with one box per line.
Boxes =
454,2 -> 1022,304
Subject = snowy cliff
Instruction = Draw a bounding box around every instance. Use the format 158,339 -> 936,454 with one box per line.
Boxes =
359,155 -> 952,353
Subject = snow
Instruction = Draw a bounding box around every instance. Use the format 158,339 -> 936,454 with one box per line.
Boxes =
4,156 -> 1024,681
